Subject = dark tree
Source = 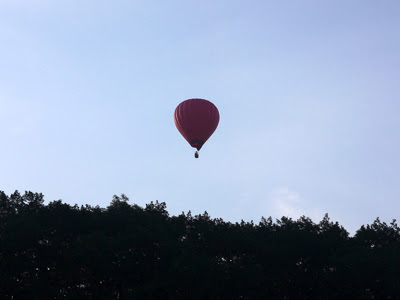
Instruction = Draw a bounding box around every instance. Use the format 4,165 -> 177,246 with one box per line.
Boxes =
0,190 -> 399,299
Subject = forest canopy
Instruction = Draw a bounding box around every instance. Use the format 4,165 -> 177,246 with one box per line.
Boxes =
1,190 -> 399,299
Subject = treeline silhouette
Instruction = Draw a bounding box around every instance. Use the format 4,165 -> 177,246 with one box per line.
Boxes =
1,191 -> 400,299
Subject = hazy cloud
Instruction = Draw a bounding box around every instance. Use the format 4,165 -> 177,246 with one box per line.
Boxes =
270,187 -> 324,222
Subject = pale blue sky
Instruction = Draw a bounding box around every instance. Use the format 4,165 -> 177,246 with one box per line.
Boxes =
1,1 -> 400,233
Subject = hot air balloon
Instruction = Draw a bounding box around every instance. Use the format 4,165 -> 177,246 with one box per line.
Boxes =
174,98 -> 220,158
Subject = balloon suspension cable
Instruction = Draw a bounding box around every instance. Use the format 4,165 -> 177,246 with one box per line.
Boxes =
194,151 -> 199,158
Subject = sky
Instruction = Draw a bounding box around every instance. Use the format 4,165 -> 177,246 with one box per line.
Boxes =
1,1 -> 400,233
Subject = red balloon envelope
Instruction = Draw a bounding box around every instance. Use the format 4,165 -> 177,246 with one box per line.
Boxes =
174,98 -> 220,151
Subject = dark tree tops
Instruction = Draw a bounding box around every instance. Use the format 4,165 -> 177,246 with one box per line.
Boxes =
1,190 -> 399,299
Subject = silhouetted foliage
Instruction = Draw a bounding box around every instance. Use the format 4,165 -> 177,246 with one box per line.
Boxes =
1,190 -> 399,299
